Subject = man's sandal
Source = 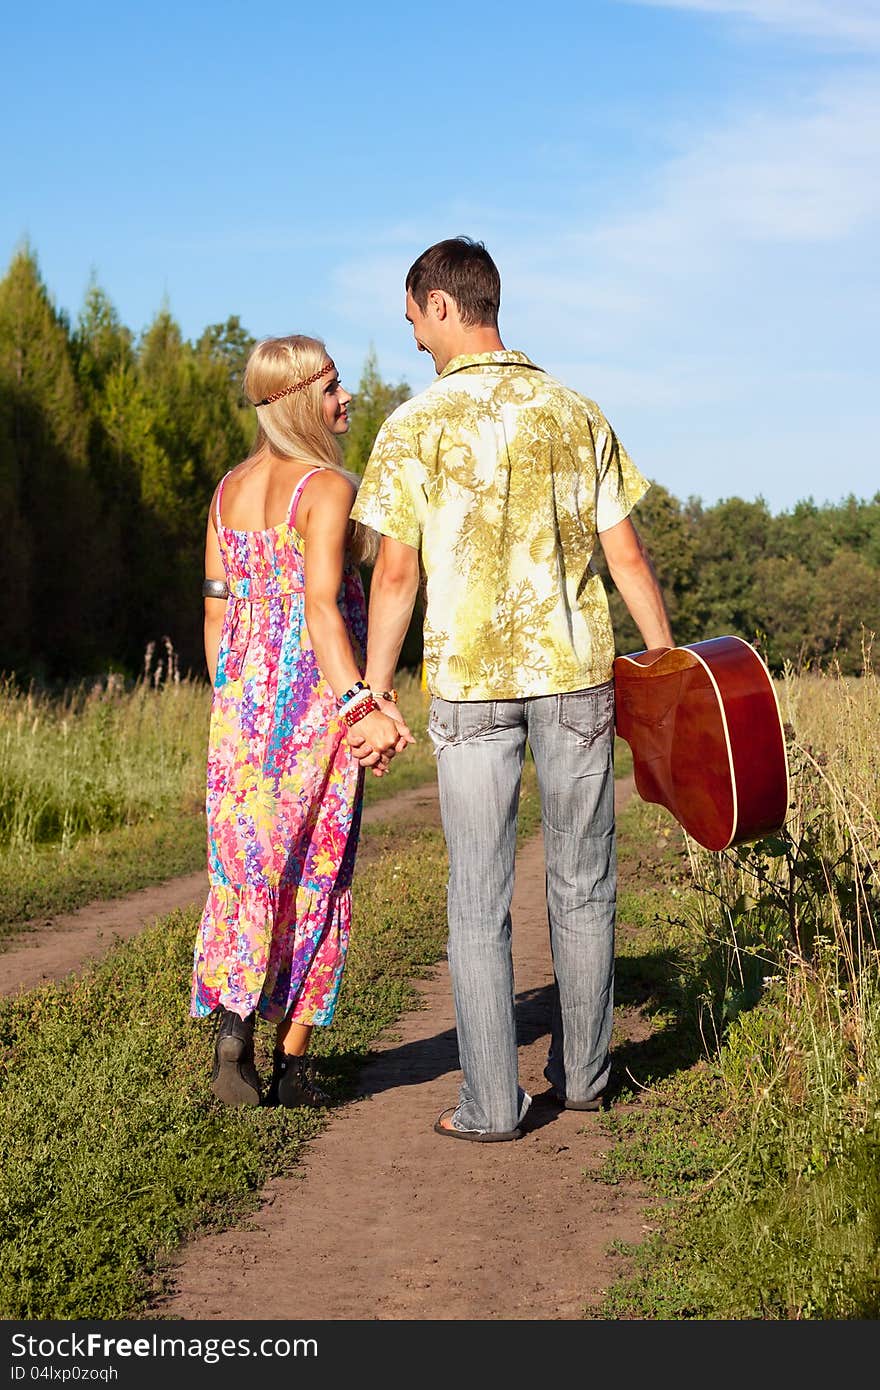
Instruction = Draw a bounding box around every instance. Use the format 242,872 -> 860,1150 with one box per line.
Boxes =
433,1106 -> 522,1143
549,1088 -> 604,1112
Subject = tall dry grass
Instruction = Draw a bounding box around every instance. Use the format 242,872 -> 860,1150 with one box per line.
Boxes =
0,651 -> 210,853
679,653 -> 880,1315
0,658 -> 434,932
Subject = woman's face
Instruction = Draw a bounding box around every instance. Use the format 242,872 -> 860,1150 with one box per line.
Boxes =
321,365 -> 352,434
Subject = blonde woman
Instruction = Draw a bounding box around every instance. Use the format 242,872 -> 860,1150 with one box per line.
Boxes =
192,335 -> 411,1108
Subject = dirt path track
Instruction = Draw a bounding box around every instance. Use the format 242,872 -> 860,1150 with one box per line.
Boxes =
155,774 -> 647,1322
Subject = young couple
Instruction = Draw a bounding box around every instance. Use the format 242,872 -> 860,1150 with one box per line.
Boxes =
191,237 -> 673,1138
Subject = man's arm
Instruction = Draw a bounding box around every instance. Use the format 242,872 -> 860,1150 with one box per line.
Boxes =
598,516 -> 674,650
364,536 -> 422,692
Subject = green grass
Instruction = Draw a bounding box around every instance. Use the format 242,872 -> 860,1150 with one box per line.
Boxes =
0,672 -> 209,848
0,815 -> 208,939
597,1022 -> 880,1319
0,689 -> 704,1320
14,662 -> 875,1323
0,747 -> 549,1319
0,671 -> 210,938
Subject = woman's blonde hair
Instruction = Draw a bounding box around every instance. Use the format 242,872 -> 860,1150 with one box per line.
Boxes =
243,334 -> 377,565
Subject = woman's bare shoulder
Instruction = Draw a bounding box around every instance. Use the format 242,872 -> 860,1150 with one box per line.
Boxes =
225,457 -> 260,487
208,459 -> 250,519
295,469 -> 357,536
304,468 -> 358,505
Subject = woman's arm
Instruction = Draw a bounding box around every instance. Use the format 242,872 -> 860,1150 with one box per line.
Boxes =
203,489 -> 227,687
300,472 -> 412,769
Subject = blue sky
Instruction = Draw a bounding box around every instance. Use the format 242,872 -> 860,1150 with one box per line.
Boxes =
3,0 -> 878,513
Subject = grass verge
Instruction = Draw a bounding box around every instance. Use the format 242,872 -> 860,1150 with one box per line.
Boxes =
0,716 -> 621,1318
593,776 -> 880,1319
0,816 -> 207,940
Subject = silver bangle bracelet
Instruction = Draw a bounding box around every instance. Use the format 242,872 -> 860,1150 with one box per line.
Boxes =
202,578 -> 229,600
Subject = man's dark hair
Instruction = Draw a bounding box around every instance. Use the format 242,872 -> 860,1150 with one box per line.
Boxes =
406,237 -> 501,328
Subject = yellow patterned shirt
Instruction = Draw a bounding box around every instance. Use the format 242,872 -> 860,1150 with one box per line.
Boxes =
351,350 -> 650,700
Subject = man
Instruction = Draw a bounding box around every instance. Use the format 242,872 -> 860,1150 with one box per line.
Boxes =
350,237 -> 673,1142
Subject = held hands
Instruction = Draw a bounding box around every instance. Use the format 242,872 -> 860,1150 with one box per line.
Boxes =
344,697 -> 414,777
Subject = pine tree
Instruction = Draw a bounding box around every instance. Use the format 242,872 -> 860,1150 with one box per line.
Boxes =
196,315 -> 254,397
0,247 -> 104,677
340,345 -> 410,476
131,307 -> 251,672
0,371 -> 32,672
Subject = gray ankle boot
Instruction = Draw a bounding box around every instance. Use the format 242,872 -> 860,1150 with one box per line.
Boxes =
211,1008 -> 262,1107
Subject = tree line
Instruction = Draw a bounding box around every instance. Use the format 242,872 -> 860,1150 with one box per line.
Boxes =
1,247 -> 876,684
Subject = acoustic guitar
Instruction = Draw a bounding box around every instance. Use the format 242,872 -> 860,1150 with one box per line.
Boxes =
613,635 -> 790,851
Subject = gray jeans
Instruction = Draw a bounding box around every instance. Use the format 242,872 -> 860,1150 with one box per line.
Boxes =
429,683 -> 616,1134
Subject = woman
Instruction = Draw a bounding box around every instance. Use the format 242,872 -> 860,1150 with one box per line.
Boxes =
192,335 -> 410,1108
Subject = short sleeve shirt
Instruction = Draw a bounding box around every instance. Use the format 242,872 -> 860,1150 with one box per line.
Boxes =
350,350 -> 650,700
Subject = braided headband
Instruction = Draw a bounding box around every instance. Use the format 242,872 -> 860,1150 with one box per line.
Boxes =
253,361 -> 334,407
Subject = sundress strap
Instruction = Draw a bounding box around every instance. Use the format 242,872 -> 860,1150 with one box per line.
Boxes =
288,468 -> 325,529
215,471 -> 232,529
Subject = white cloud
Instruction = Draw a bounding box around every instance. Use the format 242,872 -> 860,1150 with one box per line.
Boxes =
620,0 -> 880,49
585,75 -> 880,279
332,75 -> 880,337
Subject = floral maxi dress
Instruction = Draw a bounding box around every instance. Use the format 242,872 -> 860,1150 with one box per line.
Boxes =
191,469 -> 367,1025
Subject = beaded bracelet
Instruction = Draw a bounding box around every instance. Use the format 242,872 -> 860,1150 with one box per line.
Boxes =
341,694 -> 379,727
376,689 -> 399,704
338,680 -> 369,708
340,688 -> 374,717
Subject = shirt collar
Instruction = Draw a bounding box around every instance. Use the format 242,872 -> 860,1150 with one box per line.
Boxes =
438,350 -> 543,379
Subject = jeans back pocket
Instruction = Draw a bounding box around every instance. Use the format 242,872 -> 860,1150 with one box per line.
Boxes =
429,698 -> 498,747
558,682 -> 615,746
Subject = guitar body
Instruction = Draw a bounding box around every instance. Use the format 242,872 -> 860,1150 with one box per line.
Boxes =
613,636 -> 789,851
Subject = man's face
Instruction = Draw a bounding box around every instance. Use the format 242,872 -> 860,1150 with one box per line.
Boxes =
405,289 -> 444,371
